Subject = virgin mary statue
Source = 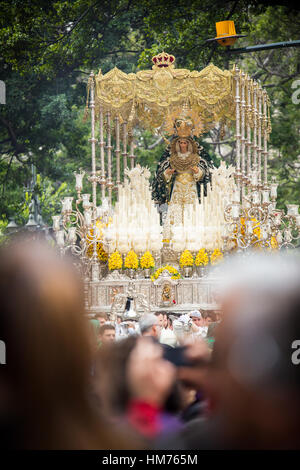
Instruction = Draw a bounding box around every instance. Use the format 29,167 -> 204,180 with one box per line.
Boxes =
151,118 -> 213,238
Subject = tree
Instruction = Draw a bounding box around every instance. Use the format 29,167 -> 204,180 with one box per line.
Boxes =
0,1 -> 299,226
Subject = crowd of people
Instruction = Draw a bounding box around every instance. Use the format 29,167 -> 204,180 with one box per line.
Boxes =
89,308 -> 219,350
1,237 -> 300,449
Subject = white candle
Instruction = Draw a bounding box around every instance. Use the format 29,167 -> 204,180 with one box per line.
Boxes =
74,170 -> 85,192
270,182 -> 278,199
276,232 -> 283,244
82,194 -> 91,209
232,190 -> 240,203
286,204 -> 299,217
284,229 -> 292,242
68,227 -> 77,244
84,210 -> 92,226
232,204 -> 240,219
262,190 -> 270,204
246,220 -> 253,235
52,215 -> 61,231
252,171 -> 258,186
252,191 -> 260,204
56,230 -> 65,247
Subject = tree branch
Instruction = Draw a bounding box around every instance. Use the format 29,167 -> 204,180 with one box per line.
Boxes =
210,140 -> 234,145
38,1 -> 99,49
148,137 -> 163,149
0,117 -> 25,157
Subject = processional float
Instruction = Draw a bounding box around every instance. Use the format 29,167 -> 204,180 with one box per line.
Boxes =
52,52 -> 300,314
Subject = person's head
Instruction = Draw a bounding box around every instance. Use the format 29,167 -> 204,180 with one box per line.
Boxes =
99,324 -> 116,344
206,253 -> 300,449
155,311 -> 167,328
204,311 -> 216,326
190,310 -> 203,327
167,316 -> 173,330
0,238 -> 122,449
163,313 -> 169,328
178,138 -> 189,153
96,313 -> 108,327
139,314 -> 161,338
215,310 -> 222,322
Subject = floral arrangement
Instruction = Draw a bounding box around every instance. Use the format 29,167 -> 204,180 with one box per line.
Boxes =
86,241 -> 108,262
210,249 -> 224,265
195,248 -> 209,266
140,251 -> 155,269
86,222 -> 109,262
124,249 -> 139,270
108,251 -> 123,271
179,249 -> 194,268
151,265 -> 181,281
239,217 -> 261,240
270,235 -> 279,250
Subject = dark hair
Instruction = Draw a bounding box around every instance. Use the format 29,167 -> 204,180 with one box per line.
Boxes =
155,311 -> 168,317
94,337 -> 138,415
205,311 -> 217,322
99,324 -> 115,336
96,312 -> 108,320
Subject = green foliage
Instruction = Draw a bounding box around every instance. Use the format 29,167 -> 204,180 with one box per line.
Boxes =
0,1 -> 299,226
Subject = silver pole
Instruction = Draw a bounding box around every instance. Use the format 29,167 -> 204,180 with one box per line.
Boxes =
99,106 -> 106,200
89,72 -> 99,282
115,116 -> 121,190
106,112 -> 113,207
234,66 -> 241,192
122,122 -> 128,178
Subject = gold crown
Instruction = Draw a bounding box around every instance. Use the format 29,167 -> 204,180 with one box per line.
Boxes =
164,106 -> 204,138
152,52 -> 175,69
174,119 -> 193,138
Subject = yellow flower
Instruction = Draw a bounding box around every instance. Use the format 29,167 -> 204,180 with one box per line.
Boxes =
151,265 -> 181,282
86,240 -> 108,262
270,235 -> 279,251
232,217 -> 262,248
195,248 -> 209,266
86,224 -> 109,262
179,250 -> 194,268
140,251 -> 155,269
210,249 -> 224,266
124,250 -> 139,270
108,251 -> 123,271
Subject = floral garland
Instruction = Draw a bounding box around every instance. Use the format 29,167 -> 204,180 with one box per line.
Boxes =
151,265 -> 181,282
210,249 -> 224,265
140,251 -> 155,269
108,251 -> 123,271
195,248 -> 209,266
124,249 -> 139,270
179,249 -> 194,268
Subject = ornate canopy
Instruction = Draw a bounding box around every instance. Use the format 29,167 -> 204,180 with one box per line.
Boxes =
86,52 -> 271,136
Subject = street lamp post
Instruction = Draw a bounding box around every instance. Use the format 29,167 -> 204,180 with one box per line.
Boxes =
206,21 -> 300,58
